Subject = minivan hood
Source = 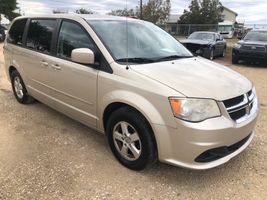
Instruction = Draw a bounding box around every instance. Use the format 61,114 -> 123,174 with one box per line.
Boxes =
131,57 -> 252,101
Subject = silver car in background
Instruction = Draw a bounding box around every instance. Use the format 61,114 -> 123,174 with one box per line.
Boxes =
4,15 -> 259,170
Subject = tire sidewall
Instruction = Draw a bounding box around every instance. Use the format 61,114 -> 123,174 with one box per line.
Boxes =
222,48 -> 226,57
11,71 -> 28,103
210,49 -> 214,60
107,109 -> 155,170
232,55 -> 239,64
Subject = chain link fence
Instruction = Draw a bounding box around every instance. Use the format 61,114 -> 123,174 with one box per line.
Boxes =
159,23 -> 267,38
159,24 -> 218,36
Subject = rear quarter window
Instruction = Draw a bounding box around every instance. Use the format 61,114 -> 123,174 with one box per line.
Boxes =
8,18 -> 27,46
26,19 -> 57,54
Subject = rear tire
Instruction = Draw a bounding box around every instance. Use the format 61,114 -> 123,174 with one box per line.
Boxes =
106,107 -> 157,170
10,70 -> 35,104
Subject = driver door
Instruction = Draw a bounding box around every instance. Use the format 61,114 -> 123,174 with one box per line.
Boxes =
45,20 -> 98,127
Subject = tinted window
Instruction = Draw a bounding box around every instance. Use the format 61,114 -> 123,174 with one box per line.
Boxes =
26,19 -> 57,53
244,31 -> 267,42
57,21 -> 96,60
188,32 -> 215,42
8,19 -> 27,45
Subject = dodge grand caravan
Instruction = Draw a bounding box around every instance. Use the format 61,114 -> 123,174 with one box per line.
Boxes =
4,15 -> 259,170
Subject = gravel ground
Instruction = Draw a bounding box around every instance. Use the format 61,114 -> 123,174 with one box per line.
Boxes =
0,43 -> 266,200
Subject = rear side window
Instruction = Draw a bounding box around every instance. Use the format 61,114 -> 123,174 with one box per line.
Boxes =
26,19 -> 57,53
8,19 -> 27,46
57,21 -> 96,60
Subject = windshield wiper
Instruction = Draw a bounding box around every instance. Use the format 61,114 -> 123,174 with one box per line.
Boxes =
115,57 -> 155,64
155,55 -> 193,62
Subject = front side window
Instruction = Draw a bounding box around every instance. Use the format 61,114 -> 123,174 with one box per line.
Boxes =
57,21 -> 96,60
26,19 -> 57,53
8,18 -> 27,46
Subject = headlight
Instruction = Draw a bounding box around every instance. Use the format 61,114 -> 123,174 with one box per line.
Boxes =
234,43 -> 242,49
169,97 -> 221,122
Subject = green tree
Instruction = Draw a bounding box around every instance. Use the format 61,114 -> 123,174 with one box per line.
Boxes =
0,0 -> 20,21
142,0 -> 171,24
108,0 -> 171,24
179,0 -> 223,24
75,8 -> 93,14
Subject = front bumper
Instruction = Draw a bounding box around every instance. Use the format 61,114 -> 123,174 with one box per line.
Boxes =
153,99 -> 259,170
233,48 -> 267,60
184,43 -> 211,59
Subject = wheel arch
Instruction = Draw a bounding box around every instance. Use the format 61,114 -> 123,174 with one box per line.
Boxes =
102,101 -> 158,157
8,65 -> 17,79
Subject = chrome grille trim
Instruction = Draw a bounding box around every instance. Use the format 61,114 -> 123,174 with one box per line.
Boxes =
223,89 -> 257,123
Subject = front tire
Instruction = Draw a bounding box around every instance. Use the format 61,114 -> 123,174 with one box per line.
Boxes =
107,107 -> 157,170
11,70 -> 35,104
221,47 -> 226,57
232,55 -> 239,64
209,48 -> 214,60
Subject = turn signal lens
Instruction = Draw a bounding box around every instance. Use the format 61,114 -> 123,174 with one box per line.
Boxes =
169,98 -> 182,116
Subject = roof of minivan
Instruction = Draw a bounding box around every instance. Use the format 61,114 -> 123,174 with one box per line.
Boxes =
16,14 -> 138,21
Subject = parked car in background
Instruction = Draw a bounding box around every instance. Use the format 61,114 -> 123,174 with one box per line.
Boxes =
4,15 -> 259,170
181,32 -> 227,60
232,30 -> 267,64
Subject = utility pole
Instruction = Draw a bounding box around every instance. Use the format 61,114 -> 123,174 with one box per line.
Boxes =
140,0 -> 143,20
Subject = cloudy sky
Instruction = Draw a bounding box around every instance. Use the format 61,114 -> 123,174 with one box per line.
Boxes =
15,0 -> 267,24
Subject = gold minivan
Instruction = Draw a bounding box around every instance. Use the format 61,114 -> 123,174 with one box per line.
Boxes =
4,15 -> 259,170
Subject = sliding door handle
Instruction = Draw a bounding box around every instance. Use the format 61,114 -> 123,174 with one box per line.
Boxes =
40,61 -> 49,67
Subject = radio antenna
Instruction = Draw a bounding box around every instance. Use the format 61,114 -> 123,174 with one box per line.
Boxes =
125,0 -> 129,69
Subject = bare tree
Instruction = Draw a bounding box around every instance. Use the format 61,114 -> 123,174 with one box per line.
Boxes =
52,9 -> 68,14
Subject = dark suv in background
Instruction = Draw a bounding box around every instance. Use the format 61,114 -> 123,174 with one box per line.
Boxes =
232,30 -> 267,64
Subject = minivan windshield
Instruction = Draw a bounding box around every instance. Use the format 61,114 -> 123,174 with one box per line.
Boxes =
188,32 -> 215,41
88,20 -> 193,64
243,31 -> 267,42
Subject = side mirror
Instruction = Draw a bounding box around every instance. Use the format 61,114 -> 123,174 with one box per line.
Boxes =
71,48 -> 95,64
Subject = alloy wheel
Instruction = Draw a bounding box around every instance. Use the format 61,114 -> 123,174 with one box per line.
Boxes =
113,121 -> 142,161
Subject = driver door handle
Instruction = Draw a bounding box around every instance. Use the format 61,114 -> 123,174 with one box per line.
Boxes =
51,64 -> 61,70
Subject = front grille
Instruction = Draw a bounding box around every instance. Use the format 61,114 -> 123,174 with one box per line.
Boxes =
223,95 -> 244,108
241,45 -> 266,52
223,90 -> 256,123
184,43 -> 203,52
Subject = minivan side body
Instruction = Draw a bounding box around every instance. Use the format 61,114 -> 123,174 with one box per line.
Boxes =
4,15 -> 259,170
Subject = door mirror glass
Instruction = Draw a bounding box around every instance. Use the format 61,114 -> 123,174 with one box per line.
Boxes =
71,48 -> 95,64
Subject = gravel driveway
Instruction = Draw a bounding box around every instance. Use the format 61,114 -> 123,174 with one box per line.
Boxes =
0,43 -> 266,199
